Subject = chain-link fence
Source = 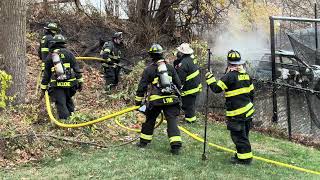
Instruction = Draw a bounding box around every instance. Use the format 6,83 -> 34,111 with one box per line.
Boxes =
195,17 -> 320,142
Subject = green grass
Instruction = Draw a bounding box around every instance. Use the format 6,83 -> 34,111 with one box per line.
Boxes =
0,121 -> 319,180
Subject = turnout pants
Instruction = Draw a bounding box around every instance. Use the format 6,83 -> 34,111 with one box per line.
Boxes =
182,94 -> 197,122
140,104 -> 182,149
227,118 -> 253,160
103,65 -> 121,87
50,88 -> 76,119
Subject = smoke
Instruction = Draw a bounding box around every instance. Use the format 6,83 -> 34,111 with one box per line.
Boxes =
209,9 -> 270,62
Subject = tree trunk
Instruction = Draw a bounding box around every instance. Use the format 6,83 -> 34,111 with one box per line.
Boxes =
136,0 -> 150,23
155,0 -> 178,35
0,0 -> 27,104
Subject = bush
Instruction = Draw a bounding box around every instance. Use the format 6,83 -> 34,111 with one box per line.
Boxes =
0,70 -> 13,109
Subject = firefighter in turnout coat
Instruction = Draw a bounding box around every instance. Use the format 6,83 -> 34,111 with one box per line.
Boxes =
174,43 -> 202,123
205,50 -> 254,164
40,34 -> 83,119
100,32 -> 124,90
135,44 -> 183,155
38,22 -> 59,71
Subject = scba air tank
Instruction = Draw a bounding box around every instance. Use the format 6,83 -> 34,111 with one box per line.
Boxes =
157,61 -> 172,93
52,53 -> 66,80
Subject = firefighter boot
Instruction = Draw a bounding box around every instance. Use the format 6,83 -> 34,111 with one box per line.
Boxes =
230,155 -> 252,165
136,141 -> 148,148
170,145 -> 181,155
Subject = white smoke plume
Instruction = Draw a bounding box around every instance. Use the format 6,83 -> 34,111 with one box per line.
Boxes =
208,8 -> 270,62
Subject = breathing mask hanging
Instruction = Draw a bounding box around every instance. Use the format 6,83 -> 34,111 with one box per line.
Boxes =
157,60 -> 173,94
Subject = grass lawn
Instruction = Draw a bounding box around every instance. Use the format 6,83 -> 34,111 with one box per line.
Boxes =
1,121 -> 319,179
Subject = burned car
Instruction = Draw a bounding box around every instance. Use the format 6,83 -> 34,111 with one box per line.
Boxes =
249,50 -> 320,89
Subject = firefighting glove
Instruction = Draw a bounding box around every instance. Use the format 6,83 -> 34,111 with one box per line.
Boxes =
205,72 -> 216,85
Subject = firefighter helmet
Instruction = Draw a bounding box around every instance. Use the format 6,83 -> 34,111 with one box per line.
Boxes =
112,32 -> 123,39
148,44 -> 164,54
44,22 -> 59,32
227,50 -> 245,65
177,43 -> 194,54
51,34 -> 66,44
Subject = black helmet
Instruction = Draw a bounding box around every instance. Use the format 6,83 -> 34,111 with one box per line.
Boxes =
52,34 -> 66,44
148,44 -> 164,54
227,50 -> 245,65
112,32 -> 123,39
49,34 -> 66,49
44,22 -> 59,32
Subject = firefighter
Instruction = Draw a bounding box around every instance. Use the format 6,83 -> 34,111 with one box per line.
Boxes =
38,22 -> 60,70
40,34 -> 83,120
100,32 -> 124,90
135,44 -> 183,155
173,43 -> 202,123
205,50 -> 254,165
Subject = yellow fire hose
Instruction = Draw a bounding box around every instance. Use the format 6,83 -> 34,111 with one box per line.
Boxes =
41,56 -> 137,128
178,126 -> 320,175
114,112 -> 165,133
76,57 -> 105,62
40,57 -> 320,175
45,91 -> 139,128
114,115 -> 320,175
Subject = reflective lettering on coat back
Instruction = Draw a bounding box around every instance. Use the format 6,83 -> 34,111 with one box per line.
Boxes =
238,74 -> 250,81
163,98 -> 173,104
57,82 -> 71,87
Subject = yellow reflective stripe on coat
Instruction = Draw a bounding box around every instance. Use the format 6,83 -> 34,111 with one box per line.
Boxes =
41,48 -> 49,52
246,108 -> 255,117
140,133 -> 152,140
67,78 -> 77,81
149,95 -> 176,101
186,70 -> 200,81
63,63 -> 71,68
103,48 -> 111,53
225,84 -> 254,97
50,78 -> 77,83
41,63 -> 45,70
41,84 -> 47,90
217,80 -> 228,90
181,84 -> 202,96
77,78 -> 84,83
135,96 -> 143,101
226,102 -> 253,117
185,116 -> 196,122
237,152 -> 253,159
206,77 -> 216,85
169,136 -> 182,143
152,77 -> 159,84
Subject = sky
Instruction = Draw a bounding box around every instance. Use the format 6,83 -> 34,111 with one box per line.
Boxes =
80,0 -> 128,19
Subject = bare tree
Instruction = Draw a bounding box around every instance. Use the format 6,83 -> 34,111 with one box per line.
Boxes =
0,0 -> 27,104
